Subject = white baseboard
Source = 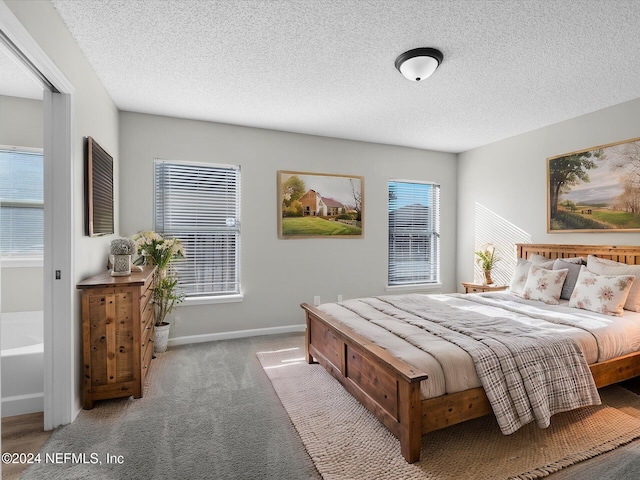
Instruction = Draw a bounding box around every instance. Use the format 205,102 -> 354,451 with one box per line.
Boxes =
167,324 -> 306,347
1,392 -> 44,418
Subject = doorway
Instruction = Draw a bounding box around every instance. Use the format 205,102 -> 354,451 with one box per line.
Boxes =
0,3 -> 75,431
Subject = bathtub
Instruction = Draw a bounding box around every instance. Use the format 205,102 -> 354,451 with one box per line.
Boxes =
1,311 -> 44,417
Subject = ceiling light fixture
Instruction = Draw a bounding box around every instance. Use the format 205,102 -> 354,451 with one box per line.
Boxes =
395,47 -> 443,82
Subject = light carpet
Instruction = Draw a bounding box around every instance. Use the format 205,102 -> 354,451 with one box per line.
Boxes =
257,341 -> 640,480
21,335 -> 320,480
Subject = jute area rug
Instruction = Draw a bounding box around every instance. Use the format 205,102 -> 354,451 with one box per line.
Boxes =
257,340 -> 640,480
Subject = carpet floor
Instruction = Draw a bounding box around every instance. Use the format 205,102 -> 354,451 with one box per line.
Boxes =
258,337 -> 640,480
20,334 -> 320,480
16,333 -> 640,479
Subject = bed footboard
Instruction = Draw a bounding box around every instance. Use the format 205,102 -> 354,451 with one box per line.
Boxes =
301,303 -> 428,463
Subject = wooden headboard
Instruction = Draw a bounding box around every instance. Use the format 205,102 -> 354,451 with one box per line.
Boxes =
517,244 -> 640,266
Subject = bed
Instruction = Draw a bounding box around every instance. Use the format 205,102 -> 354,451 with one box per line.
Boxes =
300,244 -> 640,463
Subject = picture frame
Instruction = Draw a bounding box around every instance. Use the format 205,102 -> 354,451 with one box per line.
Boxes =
277,170 -> 363,238
85,136 -> 114,237
547,136 -> 640,232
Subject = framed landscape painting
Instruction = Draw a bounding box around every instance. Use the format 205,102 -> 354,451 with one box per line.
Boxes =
547,136 -> 640,232
277,170 -> 363,238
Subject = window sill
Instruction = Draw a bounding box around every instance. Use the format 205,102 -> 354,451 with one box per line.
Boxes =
182,293 -> 244,306
385,283 -> 442,293
0,257 -> 44,268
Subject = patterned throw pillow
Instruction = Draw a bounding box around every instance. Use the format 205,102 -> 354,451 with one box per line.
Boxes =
522,265 -> 568,305
509,258 -> 532,295
569,266 -> 636,316
586,255 -> 640,312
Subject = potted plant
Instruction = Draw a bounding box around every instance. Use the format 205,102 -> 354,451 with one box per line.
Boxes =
131,231 -> 185,352
152,272 -> 185,352
475,244 -> 498,285
109,237 -> 136,276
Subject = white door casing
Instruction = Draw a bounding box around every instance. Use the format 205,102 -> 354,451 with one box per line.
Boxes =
0,0 -> 76,430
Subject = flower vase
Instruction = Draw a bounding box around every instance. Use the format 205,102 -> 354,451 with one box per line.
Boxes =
111,254 -> 132,276
483,269 -> 493,285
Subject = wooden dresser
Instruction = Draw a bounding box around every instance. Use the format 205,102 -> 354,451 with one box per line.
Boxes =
77,265 -> 156,409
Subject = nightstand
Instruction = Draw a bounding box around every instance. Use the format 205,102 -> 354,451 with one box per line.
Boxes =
461,282 -> 508,294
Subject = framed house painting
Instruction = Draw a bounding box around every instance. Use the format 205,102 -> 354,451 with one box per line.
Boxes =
547,136 -> 640,232
277,170 -> 363,238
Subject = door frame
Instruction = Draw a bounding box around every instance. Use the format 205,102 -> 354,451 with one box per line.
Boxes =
0,1 -> 76,429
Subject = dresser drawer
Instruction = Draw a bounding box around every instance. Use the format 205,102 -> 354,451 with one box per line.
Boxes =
141,300 -> 154,334
141,328 -> 154,386
141,317 -> 153,352
140,283 -> 153,316
467,286 -> 484,293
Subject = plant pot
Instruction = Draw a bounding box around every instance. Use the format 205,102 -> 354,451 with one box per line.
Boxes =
154,322 -> 170,353
111,254 -> 132,276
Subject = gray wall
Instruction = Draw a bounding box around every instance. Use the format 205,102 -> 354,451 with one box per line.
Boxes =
457,97 -> 640,287
119,112 -> 458,340
0,95 -> 42,147
0,95 -> 44,313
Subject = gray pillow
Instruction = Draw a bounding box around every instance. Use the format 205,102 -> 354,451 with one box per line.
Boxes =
559,256 -> 586,265
553,258 -> 581,300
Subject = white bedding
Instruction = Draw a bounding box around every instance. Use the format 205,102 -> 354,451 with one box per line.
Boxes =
317,291 -> 640,401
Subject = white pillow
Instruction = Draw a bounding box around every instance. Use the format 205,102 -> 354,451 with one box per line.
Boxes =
522,265 -> 568,305
529,253 -> 554,269
569,266 -> 635,316
587,255 -> 640,312
509,258 -> 531,295
588,255 -> 622,267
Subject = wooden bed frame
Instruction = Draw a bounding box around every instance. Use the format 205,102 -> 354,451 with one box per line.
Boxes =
301,244 -> 640,463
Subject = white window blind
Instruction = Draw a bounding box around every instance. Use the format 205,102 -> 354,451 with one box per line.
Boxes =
154,160 -> 240,297
388,180 -> 440,286
0,148 -> 44,257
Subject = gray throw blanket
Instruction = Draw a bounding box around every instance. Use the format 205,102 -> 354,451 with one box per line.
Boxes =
347,294 -> 601,435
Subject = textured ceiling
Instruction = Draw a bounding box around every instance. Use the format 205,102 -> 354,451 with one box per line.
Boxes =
33,1 -> 640,152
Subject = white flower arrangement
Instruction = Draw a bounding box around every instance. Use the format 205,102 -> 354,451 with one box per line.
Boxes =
131,231 -> 185,271
130,231 -> 185,326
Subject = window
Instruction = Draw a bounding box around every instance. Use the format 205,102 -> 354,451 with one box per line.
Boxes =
0,147 -> 44,259
154,160 -> 240,298
388,180 -> 440,286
